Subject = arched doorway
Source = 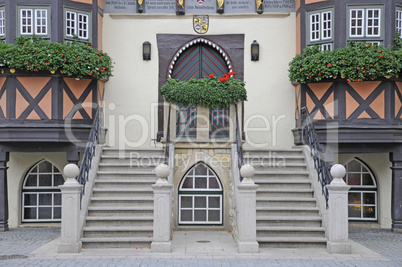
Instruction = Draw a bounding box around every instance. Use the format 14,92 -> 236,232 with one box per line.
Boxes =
170,39 -> 231,139
178,163 -> 223,225
344,158 -> 378,221
21,160 -> 64,222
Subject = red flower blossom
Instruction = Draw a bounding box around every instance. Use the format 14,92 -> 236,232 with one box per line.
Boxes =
318,73 -> 321,76
342,61 -> 345,64
61,54 -> 64,56
224,77 -> 229,81
88,46 -> 91,49
89,73 -> 92,76
76,59 -> 79,62
366,45 -> 370,48
209,74 -> 214,78
99,57 -> 102,60
380,55 -> 384,58
223,74 -> 229,78
228,72 -> 236,75
328,63 -> 332,66
347,78 -> 350,82
358,79 -> 361,82
219,78 -> 224,82
356,67 -> 359,70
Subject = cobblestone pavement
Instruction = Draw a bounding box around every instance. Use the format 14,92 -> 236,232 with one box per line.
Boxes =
0,225 -> 401,266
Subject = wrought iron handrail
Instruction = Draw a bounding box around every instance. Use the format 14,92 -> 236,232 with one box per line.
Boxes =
235,105 -> 243,181
78,106 -> 103,201
300,107 -> 332,207
164,103 -> 172,165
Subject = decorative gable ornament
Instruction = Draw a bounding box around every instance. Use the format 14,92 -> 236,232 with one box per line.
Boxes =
193,15 -> 209,34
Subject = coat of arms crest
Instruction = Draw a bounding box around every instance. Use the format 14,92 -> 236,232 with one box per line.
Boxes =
193,15 -> 209,34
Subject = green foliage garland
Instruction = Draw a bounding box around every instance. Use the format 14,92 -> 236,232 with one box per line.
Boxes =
0,36 -> 113,80
288,41 -> 402,83
160,73 -> 247,108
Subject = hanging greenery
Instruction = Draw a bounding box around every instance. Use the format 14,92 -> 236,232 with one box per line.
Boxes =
160,72 -> 247,108
0,36 -> 114,80
288,40 -> 402,83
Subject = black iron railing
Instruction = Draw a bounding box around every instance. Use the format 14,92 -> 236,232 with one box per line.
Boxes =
300,107 -> 332,207
235,105 -> 243,182
164,103 -> 172,165
78,106 -> 103,201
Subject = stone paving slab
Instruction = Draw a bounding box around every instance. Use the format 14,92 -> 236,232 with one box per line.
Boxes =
0,225 -> 401,266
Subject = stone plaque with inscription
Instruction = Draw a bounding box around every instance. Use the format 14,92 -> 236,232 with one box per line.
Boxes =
264,0 -> 295,12
185,0 -> 215,14
104,0 -> 136,13
145,0 -> 176,13
225,0 -> 254,13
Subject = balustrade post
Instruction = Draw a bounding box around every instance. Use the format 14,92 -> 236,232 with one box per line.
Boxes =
151,164 -> 173,253
58,164 -> 83,253
326,164 -> 351,254
237,164 -> 259,253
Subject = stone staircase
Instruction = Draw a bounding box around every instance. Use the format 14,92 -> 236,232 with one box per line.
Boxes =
81,148 -> 164,249
243,148 -> 327,248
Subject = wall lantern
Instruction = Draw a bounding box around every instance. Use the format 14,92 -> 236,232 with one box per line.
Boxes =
143,41 -> 151,60
251,40 -> 259,61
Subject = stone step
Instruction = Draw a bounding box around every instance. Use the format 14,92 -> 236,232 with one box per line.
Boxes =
250,163 -> 307,172
256,206 -> 320,216
257,237 -> 327,248
85,216 -> 153,227
253,172 -> 309,180
83,226 -> 153,238
256,226 -> 325,237
243,149 -> 303,157
81,237 -> 153,249
256,197 -> 317,207
98,163 -> 159,172
88,206 -> 153,217
255,179 -> 312,189
101,148 -> 164,158
256,216 -> 322,227
89,196 -> 153,207
256,188 -> 314,198
92,188 -> 153,197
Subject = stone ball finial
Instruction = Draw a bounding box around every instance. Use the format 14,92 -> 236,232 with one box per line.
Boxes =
330,164 -> 346,179
240,164 -> 255,179
63,163 -> 79,179
155,164 -> 170,179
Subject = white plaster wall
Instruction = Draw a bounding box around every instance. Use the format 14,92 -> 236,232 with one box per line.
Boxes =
102,13 -> 296,150
337,153 -> 392,229
7,152 -> 68,228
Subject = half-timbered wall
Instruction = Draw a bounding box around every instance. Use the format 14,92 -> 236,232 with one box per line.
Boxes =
0,71 -> 101,142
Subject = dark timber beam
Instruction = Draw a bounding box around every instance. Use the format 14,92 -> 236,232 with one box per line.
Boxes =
0,147 -> 9,231
390,147 -> 402,233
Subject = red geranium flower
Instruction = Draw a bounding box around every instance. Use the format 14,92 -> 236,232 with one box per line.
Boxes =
209,74 -> 214,78
224,77 -> 229,81
219,78 -> 224,82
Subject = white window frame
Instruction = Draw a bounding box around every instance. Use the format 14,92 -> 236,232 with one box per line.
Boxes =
21,160 -> 64,222
19,6 -> 49,36
178,163 -> 223,225
0,8 -> 5,37
348,6 -> 383,42
396,8 -> 402,38
77,13 -> 89,39
308,9 -> 333,51
65,11 -> 76,38
344,158 -> 378,221
64,8 -> 91,41
347,191 -> 378,221
310,13 -> 320,42
350,8 -> 365,37
365,8 -> 381,37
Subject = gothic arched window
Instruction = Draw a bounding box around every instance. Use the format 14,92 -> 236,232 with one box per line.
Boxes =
22,160 -> 64,222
